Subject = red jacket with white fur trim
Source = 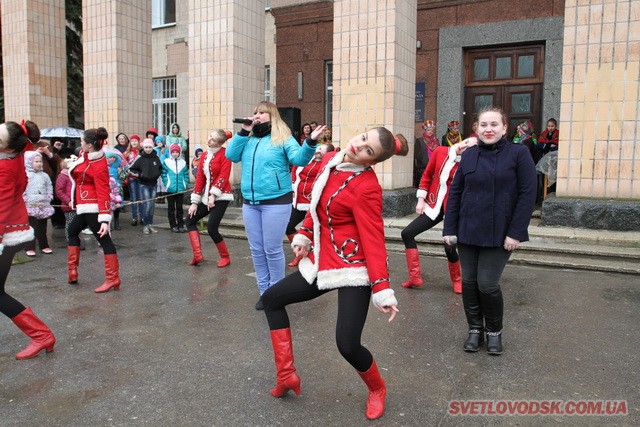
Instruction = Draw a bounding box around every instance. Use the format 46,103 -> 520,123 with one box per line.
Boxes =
69,150 -> 112,223
190,147 -> 233,205
291,159 -> 322,211
0,152 -> 35,254
416,146 -> 460,220
291,151 -> 397,309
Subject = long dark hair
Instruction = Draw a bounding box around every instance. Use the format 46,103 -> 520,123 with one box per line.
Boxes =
83,127 -> 109,151
373,127 -> 409,162
3,120 -> 40,152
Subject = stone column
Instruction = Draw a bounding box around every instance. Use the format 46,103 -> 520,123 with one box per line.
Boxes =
1,0 -> 67,127
332,0 -> 416,190
557,0 -> 640,198
83,1 -> 151,139
188,0 -> 265,176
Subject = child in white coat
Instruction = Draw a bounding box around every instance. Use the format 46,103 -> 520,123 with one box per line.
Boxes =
23,151 -> 54,256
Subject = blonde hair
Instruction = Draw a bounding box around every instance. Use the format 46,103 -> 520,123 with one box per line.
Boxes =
252,101 -> 292,146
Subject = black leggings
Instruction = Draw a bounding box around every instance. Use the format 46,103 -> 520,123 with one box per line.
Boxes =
0,243 -> 28,318
185,201 -> 230,243
400,211 -> 459,263
67,213 -> 117,254
261,271 -> 373,372
27,217 -> 49,251
285,208 -> 307,236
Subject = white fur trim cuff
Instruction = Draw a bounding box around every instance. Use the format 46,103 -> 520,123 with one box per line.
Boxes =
98,214 -> 112,223
76,203 -> 99,215
416,189 -> 427,199
371,288 -> 397,309
217,193 -> 234,202
0,243 -> 3,256
291,234 -> 312,251
295,203 -> 310,211
3,228 -> 35,247
191,193 -> 202,204
317,266 -> 369,290
209,186 -> 222,198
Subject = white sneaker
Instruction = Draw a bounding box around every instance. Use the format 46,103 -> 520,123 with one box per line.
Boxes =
148,226 -> 158,234
143,225 -> 150,234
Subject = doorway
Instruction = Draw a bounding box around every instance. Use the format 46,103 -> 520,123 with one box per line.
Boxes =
463,44 -> 545,139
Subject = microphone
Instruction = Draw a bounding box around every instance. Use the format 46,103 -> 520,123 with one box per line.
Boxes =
232,118 -> 253,125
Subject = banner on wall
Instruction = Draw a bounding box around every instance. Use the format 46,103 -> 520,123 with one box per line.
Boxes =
415,82 -> 425,123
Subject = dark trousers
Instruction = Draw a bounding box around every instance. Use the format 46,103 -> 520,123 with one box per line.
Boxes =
261,271 -> 374,372
67,213 -> 117,254
0,242 -> 28,318
166,194 -> 184,228
185,201 -> 230,243
285,208 -> 307,236
400,211 -> 459,263
26,217 -> 49,251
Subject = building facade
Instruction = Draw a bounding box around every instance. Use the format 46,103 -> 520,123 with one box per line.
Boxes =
1,0 -> 638,228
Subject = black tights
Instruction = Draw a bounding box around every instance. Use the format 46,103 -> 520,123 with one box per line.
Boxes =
67,213 -> 117,254
261,271 -> 374,372
185,201 -> 229,243
285,208 -> 307,236
400,211 -> 459,263
27,217 -> 49,251
0,243 -> 28,318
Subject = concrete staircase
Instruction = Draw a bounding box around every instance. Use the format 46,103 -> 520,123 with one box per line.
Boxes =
212,207 -> 640,275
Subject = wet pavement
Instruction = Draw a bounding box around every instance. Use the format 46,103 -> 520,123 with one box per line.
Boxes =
1,214 -> 638,426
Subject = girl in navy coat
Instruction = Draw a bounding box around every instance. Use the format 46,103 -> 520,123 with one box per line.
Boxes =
443,107 -> 536,355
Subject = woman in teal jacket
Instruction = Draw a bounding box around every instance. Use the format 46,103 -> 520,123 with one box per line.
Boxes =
226,101 -> 318,309
162,144 -> 190,232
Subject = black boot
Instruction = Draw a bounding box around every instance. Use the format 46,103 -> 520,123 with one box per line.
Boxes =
479,289 -> 504,355
462,280 -> 484,352
114,218 -> 121,230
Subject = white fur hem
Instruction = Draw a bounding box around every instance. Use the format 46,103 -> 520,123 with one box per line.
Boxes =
2,228 -> 35,247
294,203 -> 310,211
416,189 -> 427,199
317,266 -> 369,290
291,234 -> 312,251
216,193 -> 234,202
371,288 -> 397,308
77,203 -> 99,215
191,193 -> 202,204
98,214 -> 112,223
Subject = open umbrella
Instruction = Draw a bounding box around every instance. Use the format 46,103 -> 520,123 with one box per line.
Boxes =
41,126 -> 84,138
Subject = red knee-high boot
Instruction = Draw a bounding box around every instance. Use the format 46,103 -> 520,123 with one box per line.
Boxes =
67,246 -> 80,284
448,261 -> 462,294
188,230 -> 204,265
94,254 -> 121,293
11,307 -> 56,360
401,248 -> 423,288
215,240 -> 231,268
286,233 -> 302,267
270,328 -> 301,397
357,360 -> 387,420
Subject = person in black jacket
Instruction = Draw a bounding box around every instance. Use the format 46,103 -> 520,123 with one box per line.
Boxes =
443,107 -> 536,355
128,138 -> 163,234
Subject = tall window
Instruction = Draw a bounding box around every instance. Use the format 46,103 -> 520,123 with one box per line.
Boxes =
264,65 -> 271,102
152,77 -> 177,136
325,61 -> 333,127
152,0 -> 176,28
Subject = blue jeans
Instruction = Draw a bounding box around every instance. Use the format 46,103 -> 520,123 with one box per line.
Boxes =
140,184 -> 157,226
242,203 -> 291,295
128,178 -> 141,219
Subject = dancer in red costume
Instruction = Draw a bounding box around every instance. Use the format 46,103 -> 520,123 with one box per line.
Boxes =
67,127 -> 122,293
261,126 -> 407,420
0,120 -> 56,359
284,143 -> 334,267
186,129 -> 234,267
400,138 -> 477,292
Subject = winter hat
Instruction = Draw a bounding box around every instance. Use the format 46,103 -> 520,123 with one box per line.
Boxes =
23,150 -> 41,171
129,134 -> 140,142
154,135 -> 165,146
115,132 -> 129,145
170,143 -> 181,154
146,127 -> 158,139
422,120 -> 435,129
194,144 -> 203,156
142,138 -> 155,148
